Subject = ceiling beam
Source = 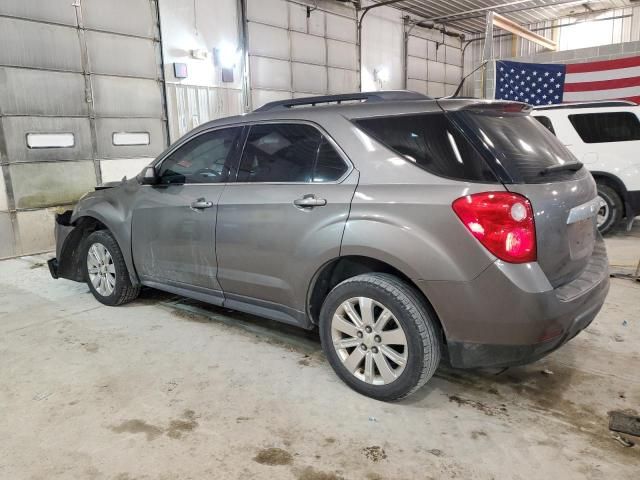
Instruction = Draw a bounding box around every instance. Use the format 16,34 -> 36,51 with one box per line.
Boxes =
491,11 -> 558,50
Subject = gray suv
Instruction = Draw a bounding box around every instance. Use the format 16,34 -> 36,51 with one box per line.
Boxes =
48,91 -> 610,401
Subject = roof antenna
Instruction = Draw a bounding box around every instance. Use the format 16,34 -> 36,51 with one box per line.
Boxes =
451,60 -> 488,98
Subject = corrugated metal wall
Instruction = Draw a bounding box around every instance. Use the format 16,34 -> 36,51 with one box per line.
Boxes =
246,0 -> 359,108
0,0 -> 168,258
463,6 -> 640,98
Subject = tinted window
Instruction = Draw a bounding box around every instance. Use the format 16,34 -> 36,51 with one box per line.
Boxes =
158,128 -> 241,184
314,138 -> 348,182
237,123 -> 347,183
568,112 -> 640,143
355,113 -> 497,182
533,115 -> 555,135
460,112 -> 584,183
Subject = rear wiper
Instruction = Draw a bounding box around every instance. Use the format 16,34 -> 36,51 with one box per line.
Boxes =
539,161 -> 583,175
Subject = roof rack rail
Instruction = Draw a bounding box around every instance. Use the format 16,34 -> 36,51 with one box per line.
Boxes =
254,90 -> 431,112
533,100 -> 638,110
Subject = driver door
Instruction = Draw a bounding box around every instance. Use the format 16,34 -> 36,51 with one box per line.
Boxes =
132,126 -> 244,297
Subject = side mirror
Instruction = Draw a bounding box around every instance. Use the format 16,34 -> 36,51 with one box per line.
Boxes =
139,166 -> 159,185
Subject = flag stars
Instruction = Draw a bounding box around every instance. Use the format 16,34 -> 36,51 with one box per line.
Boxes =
544,72 -> 549,76
557,72 -> 562,77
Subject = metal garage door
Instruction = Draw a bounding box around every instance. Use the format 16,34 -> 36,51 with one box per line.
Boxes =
0,0 -> 168,258
406,28 -> 463,98
245,0 -> 359,109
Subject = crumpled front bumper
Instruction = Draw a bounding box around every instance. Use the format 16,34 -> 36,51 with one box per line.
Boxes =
48,211 -> 83,281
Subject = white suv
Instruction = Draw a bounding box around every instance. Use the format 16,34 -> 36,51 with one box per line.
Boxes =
532,101 -> 640,234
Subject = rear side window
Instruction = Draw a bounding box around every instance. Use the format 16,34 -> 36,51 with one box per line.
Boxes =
459,112 -> 584,183
355,113 -> 497,182
568,112 -> 640,143
533,116 -> 555,135
237,123 -> 348,183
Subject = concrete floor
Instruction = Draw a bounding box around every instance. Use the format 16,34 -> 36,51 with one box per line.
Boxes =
1,229 -> 639,480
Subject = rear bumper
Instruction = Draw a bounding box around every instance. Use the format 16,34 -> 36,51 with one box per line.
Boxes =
419,240 -> 610,368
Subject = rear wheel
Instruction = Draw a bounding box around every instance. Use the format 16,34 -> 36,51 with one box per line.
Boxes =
319,273 -> 441,401
596,183 -> 623,235
83,230 -> 140,306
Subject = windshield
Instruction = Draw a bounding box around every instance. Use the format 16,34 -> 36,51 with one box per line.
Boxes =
457,111 -> 586,184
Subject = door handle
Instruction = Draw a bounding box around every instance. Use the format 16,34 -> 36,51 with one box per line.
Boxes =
294,194 -> 327,208
191,198 -> 213,209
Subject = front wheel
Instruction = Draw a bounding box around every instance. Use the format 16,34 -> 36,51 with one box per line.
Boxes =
596,183 -> 623,235
319,273 -> 441,401
83,230 -> 140,306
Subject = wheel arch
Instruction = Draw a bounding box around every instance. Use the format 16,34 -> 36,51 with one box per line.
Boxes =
306,255 -> 446,342
591,171 -> 629,216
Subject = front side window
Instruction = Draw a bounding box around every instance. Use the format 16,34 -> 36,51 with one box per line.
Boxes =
158,127 -> 242,184
569,112 -> 640,143
237,123 -> 348,183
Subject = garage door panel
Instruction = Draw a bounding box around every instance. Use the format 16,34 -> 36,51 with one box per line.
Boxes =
100,158 -> 153,183
445,45 -> 462,67
16,209 -> 57,253
0,18 -> 81,71
327,40 -> 357,70
249,57 -> 291,91
428,61 -> 445,83
292,63 -> 327,94
289,3 -> 308,33
291,33 -> 326,64
0,68 -> 87,116
246,0 -> 288,28
248,23 -> 289,59
308,11 -> 326,36
251,89 -> 291,110
0,212 -> 17,258
0,0 -> 77,26
407,78 -> 427,95
407,57 -> 427,81
326,14 -> 355,43
445,64 -> 462,85
82,0 -> 155,38
95,118 -> 164,159
92,76 -> 163,117
328,68 -> 358,94
10,161 -> 96,209
0,173 -> 8,212
1,117 -> 92,163
427,82 -> 445,97
408,36 -> 427,58
86,31 -> 158,78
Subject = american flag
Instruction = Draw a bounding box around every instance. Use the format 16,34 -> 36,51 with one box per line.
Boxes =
495,56 -> 640,105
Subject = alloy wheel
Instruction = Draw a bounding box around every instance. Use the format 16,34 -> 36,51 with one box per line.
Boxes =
87,242 -> 116,297
330,297 -> 408,385
596,195 -> 609,228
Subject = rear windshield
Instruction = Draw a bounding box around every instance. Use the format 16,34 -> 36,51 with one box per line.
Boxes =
355,113 -> 498,182
568,112 -> 640,143
459,111 -> 585,183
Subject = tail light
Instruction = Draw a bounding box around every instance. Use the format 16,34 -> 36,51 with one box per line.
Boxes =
452,192 -> 536,263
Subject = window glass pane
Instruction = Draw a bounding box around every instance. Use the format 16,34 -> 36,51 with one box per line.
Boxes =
158,127 -> 241,184
568,112 -> 640,143
355,113 -> 497,182
26,133 -> 74,148
313,139 -> 348,182
113,132 -> 150,146
237,124 -> 320,183
533,116 -> 555,135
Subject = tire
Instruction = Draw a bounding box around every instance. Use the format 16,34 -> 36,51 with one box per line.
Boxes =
596,183 -> 623,235
319,273 -> 441,401
83,230 -> 140,306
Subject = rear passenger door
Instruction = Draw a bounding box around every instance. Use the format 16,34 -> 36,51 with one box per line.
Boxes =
216,122 -> 358,324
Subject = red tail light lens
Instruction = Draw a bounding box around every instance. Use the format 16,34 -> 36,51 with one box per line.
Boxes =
452,192 -> 536,263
